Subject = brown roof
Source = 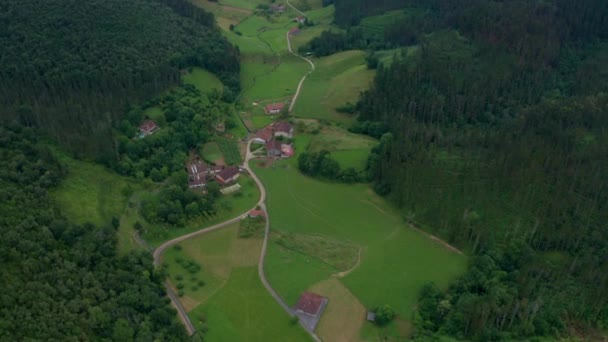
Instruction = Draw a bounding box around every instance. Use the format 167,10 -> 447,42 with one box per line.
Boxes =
139,120 -> 158,133
255,126 -> 274,142
265,103 -> 285,112
249,209 -> 265,218
289,27 -> 301,34
273,122 -> 293,134
216,166 -> 240,182
266,140 -> 282,151
295,292 -> 325,315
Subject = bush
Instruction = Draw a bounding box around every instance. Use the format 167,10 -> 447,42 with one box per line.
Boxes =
374,305 -> 396,326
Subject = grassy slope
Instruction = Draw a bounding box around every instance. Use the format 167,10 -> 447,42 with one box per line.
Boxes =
293,50 -> 375,123
163,223 -> 310,341
252,136 -> 467,319
51,152 -> 144,255
183,67 -> 224,94
306,124 -> 377,171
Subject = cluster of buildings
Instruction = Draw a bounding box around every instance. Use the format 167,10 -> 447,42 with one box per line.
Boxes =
186,159 -> 242,192
253,121 -> 295,158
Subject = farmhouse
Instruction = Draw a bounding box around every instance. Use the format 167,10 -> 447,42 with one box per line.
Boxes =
294,16 -> 306,24
249,209 -> 265,218
266,140 -> 282,157
253,126 -> 274,144
294,292 -> 328,332
215,166 -> 240,185
274,122 -> 294,138
138,120 -> 159,138
265,103 -> 285,114
289,27 -> 301,36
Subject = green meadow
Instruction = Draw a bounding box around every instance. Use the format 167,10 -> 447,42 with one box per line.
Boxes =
51,152 -> 145,255
253,158 -> 466,318
293,50 -> 375,123
183,67 -> 224,94
162,223 -> 311,341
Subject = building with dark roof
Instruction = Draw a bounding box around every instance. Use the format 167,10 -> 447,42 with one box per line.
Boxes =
215,166 -> 240,185
294,292 -> 328,332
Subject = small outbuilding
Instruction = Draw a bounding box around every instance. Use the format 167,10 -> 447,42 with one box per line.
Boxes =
294,292 -> 328,332
366,311 -> 376,322
249,209 -> 265,218
265,103 -> 285,114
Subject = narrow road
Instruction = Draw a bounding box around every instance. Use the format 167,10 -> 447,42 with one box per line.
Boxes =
152,3 -> 323,339
153,141 -> 320,341
285,5 -> 316,113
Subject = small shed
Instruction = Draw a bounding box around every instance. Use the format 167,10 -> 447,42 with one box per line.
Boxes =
220,183 -> 242,195
366,311 -> 376,322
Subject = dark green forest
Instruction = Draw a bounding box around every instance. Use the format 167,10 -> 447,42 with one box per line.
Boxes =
0,0 -> 239,159
0,125 -> 187,341
344,0 -> 608,340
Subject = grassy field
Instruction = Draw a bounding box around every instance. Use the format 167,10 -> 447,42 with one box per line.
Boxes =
162,222 -> 311,341
252,135 -> 466,338
190,267 -> 311,342
292,50 -> 375,123
202,142 -> 224,164
216,137 -> 243,165
331,149 -> 370,171
183,67 -> 224,94
51,152 -> 145,254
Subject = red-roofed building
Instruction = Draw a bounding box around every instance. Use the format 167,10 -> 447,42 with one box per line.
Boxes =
274,122 -> 294,138
289,27 -> 301,36
281,144 -> 294,158
249,209 -> 265,218
253,126 -> 274,144
295,292 -> 327,316
138,120 -> 159,137
266,140 -> 282,157
215,166 -> 240,185
265,103 -> 285,114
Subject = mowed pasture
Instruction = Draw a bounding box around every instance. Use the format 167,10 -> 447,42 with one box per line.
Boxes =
252,145 -> 466,337
292,50 -> 375,123
162,223 -> 311,341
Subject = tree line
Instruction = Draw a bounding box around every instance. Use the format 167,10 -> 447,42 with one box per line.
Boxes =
0,0 -> 240,159
343,0 -> 608,340
0,124 -> 189,341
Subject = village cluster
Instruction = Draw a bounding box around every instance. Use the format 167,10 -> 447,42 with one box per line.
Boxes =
134,105 -> 295,194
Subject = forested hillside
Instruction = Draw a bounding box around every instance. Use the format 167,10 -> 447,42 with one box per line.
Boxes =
344,0 -> 608,340
0,0 -> 239,159
0,124 -> 187,341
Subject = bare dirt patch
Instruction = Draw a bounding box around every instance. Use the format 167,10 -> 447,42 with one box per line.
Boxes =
309,278 -> 366,342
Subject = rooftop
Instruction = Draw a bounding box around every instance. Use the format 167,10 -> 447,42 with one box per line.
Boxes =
274,122 -> 293,133
295,292 -> 325,316
216,166 -> 239,181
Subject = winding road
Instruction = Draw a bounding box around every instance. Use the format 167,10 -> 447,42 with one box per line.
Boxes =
152,3 -> 321,340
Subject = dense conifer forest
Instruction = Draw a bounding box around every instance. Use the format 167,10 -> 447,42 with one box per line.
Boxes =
342,0 -> 608,340
0,125 -> 187,341
0,0 -> 239,159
